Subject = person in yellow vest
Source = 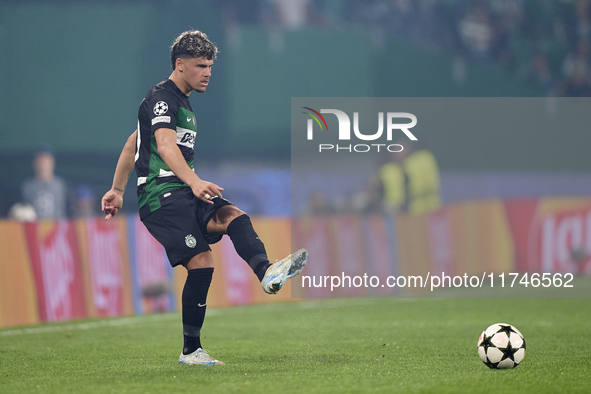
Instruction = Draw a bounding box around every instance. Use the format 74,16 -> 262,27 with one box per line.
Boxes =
376,157 -> 407,213
402,143 -> 441,215
373,142 -> 441,215
368,149 -> 407,214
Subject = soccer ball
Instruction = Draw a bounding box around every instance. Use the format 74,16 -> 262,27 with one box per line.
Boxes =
477,323 -> 526,369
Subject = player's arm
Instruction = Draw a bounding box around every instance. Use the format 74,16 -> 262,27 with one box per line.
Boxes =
101,130 -> 137,220
154,127 -> 223,204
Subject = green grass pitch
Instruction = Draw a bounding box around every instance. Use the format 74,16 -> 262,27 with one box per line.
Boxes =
1,295 -> 590,393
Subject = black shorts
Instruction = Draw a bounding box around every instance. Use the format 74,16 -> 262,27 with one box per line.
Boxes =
141,187 -> 233,267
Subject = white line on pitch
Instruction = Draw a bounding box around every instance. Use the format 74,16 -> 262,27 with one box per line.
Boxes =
0,313 -> 182,337
0,299 -> 444,337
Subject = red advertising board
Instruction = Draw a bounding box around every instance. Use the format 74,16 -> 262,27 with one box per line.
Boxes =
0,221 -> 39,327
129,216 -> 173,313
331,215 -> 367,296
24,220 -> 86,322
218,237 -> 253,305
505,199 -> 591,274
534,206 -> 591,274
78,218 -> 131,317
292,217 -> 337,298
426,210 -> 455,277
363,215 -> 399,294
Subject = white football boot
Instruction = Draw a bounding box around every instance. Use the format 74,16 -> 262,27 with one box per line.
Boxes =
261,249 -> 309,294
178,348 -> 225,365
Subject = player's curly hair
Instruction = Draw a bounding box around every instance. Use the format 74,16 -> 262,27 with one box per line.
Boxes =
170,30 -> 218,69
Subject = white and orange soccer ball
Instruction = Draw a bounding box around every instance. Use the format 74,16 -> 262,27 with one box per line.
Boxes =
477,323 -> 526,369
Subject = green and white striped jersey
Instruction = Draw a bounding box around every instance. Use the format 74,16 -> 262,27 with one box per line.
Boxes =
135,79 -> 197,218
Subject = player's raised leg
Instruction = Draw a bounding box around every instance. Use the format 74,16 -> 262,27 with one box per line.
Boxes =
261,248 -> 309,295
208,206 -> 308,294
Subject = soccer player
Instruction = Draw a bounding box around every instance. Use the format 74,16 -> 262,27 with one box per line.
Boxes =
101,30 -> 308,366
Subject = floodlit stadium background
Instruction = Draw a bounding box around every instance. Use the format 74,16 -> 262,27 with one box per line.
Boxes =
1,0 -> 590,327
2,0 -> 591,217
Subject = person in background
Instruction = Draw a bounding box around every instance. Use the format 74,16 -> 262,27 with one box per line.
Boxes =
73,184 -> 97,218
402,142 -> 441,215
370,141 -> 441,216
21,145 -> 68,220
372,148 -> 408,214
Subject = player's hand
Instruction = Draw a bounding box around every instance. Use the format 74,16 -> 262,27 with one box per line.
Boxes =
101,189 -> 124,220
191,180 -> 224,204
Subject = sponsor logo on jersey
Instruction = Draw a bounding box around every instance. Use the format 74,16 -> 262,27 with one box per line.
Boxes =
152,116 -> 171,125
176,127 -> 196,148
153,101 -> 169,115
180,132 -> 195,145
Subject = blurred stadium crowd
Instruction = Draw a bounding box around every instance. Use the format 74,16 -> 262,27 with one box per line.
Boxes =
3,0 -> 591,220
221,0 -> 591,96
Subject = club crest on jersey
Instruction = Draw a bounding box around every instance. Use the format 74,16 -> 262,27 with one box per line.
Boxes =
153,101 -> 169,116
185,234 -> 197,248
